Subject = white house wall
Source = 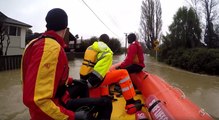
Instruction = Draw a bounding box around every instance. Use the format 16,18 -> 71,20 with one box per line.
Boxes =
2,26 -> 27,55
20,28 -> 26,48
3,35 -> 23,55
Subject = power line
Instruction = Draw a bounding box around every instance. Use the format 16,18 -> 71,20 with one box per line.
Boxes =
81,0 -> 119,38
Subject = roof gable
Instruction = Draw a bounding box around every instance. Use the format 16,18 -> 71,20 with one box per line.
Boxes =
0,12 -> 32,28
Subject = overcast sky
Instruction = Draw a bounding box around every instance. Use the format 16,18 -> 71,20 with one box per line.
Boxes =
0,0 -> 186,44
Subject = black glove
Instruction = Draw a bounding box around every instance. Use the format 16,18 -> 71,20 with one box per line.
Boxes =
80,79 -> 88,85
75,107 -> 97,120
75,111 -> 89,120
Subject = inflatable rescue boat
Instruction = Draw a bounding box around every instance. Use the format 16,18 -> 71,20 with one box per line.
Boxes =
110,63 -> 213,120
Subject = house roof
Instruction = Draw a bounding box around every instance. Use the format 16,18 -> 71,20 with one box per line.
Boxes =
0,12 -> 32,28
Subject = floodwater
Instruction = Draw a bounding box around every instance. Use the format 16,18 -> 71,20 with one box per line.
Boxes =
0,54 -> 219,120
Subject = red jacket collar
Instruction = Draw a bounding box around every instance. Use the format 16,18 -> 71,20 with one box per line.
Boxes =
43,30 -> 66,48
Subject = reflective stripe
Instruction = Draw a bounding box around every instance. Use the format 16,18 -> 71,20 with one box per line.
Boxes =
87,47 -> 93,50
87,80 -> 92,88
86,72 -> 105,88
92,70 -> 103,80
119,76 -> 130,84
121,84 -> 134,92
97,51 -> 108,61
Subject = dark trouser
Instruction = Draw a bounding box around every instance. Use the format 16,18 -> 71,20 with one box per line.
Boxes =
67,82 -> 89,98
122,64 -> 143,89
125,64 -> 143,74
66,97 -> 112,119
66,83 -> 112,119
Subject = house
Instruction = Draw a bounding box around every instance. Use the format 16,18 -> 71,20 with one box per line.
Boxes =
0,12 -> 32,55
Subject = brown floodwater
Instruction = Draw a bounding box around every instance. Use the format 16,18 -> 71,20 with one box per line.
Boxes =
0,54 -> 219,120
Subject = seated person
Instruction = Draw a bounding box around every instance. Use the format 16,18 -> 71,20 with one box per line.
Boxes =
117,33 -> 145,74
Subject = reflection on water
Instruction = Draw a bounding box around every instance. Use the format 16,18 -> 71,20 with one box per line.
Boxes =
0,54 -> 219,119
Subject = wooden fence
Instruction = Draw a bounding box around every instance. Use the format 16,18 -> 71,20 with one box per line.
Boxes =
0,55 -> 22,71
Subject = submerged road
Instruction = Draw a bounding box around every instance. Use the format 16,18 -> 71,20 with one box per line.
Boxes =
0,54 -> 219,119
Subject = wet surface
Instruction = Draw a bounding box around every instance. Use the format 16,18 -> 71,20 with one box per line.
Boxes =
0,54 -> 219,119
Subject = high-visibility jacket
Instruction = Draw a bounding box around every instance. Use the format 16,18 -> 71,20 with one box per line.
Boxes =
80,41 -> 136,100
80,41 -> 113,87
120,40 -> 145,68
21,30 -> 74,120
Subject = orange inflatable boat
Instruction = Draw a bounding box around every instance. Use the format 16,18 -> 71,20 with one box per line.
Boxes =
110,63 -> 213,120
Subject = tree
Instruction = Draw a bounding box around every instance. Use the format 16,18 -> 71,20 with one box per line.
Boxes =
0,21 -> 10,56
77,36 -> 122,54
201,0 -> 219,48
140,0 -> 162,50
108,38 -> 121,53
185,0 -> 202,25
185,0 -> 200,14
215,24 -> 219,35
26,28 -> 33,37
163,7 -> 202,49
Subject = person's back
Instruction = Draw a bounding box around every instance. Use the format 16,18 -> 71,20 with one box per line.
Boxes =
119,33 -> 145,73
80,34 -> 113,87
80,40 -> 113,82
132,40 -> 145,67
22,8 -> 76,120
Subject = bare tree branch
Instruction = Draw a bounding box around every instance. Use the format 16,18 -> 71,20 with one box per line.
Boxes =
140,0 -> 162,49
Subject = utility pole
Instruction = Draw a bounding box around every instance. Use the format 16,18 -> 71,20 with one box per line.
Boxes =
124,33 -> 128,55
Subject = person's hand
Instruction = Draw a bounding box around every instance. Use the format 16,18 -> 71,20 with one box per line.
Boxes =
72,79 -> 89,91
115,66 -> 120,70
75,111 -> 90,120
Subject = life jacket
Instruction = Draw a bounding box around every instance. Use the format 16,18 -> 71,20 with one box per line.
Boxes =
80,41 -> 113,87
80,46 -> 98,79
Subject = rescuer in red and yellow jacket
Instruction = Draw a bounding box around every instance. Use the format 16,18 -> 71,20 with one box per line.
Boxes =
80,34 -> 142,114
22,8 -> 99,120
117,33 -> 145,73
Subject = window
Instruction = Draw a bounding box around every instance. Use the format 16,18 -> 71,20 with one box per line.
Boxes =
17,27 -> 21,36
9,26 -> 16,36
8,26 -> 21,36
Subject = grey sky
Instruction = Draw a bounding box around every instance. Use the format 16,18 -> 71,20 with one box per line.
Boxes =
0,0 -> 186,42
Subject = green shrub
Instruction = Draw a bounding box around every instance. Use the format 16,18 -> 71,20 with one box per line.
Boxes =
158,48 -> 219,75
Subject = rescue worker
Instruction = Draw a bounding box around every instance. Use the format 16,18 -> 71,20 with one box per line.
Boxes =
80,34 -> 142,114
62,78 -> 112,120
22,8 -> 112,120
117,33 -> 145,73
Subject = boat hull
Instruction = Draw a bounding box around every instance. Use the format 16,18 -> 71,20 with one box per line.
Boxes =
110,63 -> 212,120
130,71 -> 213,120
